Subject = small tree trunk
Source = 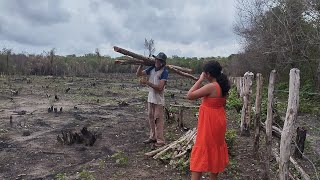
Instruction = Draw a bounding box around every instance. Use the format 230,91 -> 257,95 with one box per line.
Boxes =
279,68 -> 300,180
6,54 -> 9,75
293,127 -> 307,159
264,70 -> 276,180
253,73 -> 263,154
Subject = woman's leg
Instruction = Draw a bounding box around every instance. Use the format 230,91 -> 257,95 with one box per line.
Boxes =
209,173 -> 218,180
191,171 -> 202,180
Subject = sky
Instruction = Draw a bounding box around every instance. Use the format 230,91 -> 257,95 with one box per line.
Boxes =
0,0 -> 241,58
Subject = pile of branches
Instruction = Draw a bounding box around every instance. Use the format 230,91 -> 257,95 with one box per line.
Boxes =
113,46 -> 198,81
145,128 -> 197,171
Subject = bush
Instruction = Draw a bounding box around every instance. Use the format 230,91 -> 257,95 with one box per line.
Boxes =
225,129 -> 237,151
226,87 -> 242,113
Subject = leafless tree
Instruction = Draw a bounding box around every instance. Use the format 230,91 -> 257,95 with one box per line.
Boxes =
48,48 -> 56,75
144,38 -> 155,57
5,48 -> 12,75
234,0 -> 320,89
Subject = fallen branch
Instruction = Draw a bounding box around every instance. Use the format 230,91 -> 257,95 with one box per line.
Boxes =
145,128 -> 196,157
153,129 -> 196,159
260,122 -> 311,180
272,149 -> 297,180
261,122 -> 282,139
272,148 -> 310,180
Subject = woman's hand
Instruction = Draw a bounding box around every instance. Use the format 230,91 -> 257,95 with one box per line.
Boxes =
198,72 -> 206,82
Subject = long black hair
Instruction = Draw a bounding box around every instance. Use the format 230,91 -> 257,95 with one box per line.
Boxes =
203,60 -> 230,97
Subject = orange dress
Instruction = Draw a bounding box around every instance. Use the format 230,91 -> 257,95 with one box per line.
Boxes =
190,83 -> 229,173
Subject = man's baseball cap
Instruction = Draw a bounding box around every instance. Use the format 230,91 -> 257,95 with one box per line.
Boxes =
152,52 -> 167,62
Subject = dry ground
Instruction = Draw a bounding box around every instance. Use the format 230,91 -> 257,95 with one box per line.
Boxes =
0,74 -> 318,180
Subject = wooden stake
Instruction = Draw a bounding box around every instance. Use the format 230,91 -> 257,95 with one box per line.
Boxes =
240,72 -> 254,136
279,68 -> 300,180
253,73 -> 263,153
265,69 -> 276,180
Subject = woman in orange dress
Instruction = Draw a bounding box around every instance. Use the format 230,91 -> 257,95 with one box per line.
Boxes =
187,60 -> 230,180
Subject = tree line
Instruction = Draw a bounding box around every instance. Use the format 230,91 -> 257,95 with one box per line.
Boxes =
233,0 -> 320,90
0,48 -> 229,77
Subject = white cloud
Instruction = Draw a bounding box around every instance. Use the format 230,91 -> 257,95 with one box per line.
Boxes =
0,0 -> 240,57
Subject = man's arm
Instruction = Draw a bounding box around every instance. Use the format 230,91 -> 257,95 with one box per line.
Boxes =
145,69 -> 168,92
136,65 -> 147,77
145,80 -> 166,92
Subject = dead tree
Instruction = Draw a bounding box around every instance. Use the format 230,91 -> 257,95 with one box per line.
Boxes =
144,38 -> 155,57
253,73 -> 263,154
264,70 -> 276,180
49,48 -> 55,75
279,68 -> 300,180
6,49 -> 11,75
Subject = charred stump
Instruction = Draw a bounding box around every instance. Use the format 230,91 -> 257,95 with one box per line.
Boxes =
293,127 -> 307,159
57,127 -> 97,146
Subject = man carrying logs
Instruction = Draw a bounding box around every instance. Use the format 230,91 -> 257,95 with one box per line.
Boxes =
136,52 -> 169,147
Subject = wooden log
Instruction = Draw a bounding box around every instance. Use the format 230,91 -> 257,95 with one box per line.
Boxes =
145,129 -> 192,157
145,128 -> 196,157
293,127 -> 307,159
117,56 -> 193,74
117,56 -> 153,66
279,68 -> 300,180
113,46 -> 154,64
166,65 -> 193,74
253,73 -> 263,154
153,129 -> 196,159
166,66 -> 198,81
116,59 -> 198,80
265,69 -> 276,180
113,46 -> 198,80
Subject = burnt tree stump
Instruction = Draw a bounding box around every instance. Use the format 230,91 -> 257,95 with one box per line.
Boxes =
57,127 -> 97,146
293,127 -> 307,159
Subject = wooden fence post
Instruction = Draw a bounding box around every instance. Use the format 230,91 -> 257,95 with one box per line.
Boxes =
253,73 -> 263,154
264,70 -> 276,180
240,72 -> 254,136
279,68 -> 300,180
178,107 -> 184,129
